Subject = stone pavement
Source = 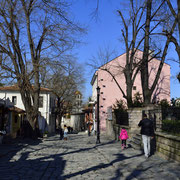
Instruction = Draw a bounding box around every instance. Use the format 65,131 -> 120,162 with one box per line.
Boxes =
0,132 -> 179,180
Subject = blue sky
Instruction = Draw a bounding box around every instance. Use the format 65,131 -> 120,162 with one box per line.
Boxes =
70,0 -> 180,101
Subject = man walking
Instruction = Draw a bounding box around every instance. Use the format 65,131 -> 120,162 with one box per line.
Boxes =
138,113 -> 154,158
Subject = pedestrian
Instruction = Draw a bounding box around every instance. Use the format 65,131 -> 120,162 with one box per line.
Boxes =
119,128 -> 129,149
59,127 -> 64,140
86,113 -> 92,136
63,125 -> 68,140
138,113 -> 154,158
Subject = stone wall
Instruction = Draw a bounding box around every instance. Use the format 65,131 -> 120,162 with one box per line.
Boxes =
143,106 -> 162,132
106,105 -> 180,162
127,105 -> 162,137
155,132 -> 180,163
106,119 -> 116,138
106,119 -> 130,140
106,113 -> 130,140
106,108 -> 143,139
106,112 -> 120,139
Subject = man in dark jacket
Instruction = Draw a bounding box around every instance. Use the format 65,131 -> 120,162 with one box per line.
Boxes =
138,113 -> 154,158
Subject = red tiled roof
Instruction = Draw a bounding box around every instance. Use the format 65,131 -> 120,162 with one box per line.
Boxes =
0,85 -> 51,92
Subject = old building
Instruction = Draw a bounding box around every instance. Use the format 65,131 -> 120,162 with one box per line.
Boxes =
0,85 -> 56,133
91,50 -> 170,131
62,90 -> 84,132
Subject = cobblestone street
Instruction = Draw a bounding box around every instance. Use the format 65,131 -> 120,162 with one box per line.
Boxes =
0,133 -> 180,180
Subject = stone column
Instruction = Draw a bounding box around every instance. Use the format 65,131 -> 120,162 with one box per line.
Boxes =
127,105 -> 163,136
127,108 -> 142,138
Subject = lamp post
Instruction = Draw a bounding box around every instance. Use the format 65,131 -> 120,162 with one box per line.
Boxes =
96,86 -> 100,144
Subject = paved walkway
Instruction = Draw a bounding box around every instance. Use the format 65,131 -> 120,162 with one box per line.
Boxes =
0,133 -> 179,180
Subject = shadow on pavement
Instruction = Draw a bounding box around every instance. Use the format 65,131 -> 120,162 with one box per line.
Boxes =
2,134 -> 178,179
63,151 -> 143,179
58,139 -> 117,156
0,137 -> 42,157
0,137 -> 66,180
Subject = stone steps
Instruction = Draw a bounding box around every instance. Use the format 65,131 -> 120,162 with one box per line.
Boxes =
130,134 -> 142,150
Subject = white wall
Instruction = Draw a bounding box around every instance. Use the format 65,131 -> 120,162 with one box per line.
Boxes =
0,90 -> 56,133
92,77 -> 97,103
0,91 -> 24,110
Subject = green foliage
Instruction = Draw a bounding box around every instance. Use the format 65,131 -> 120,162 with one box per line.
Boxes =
159,99 -> 170,107
88,97 -> 92,102
132,92 -> 143,107
171,98 -> 176,106
44,131 -> 48,135
113,99 -> 127,112
113,99 -> 128,125
162,119 -> 180,136
176,100 -> 180,107
171,98 -> 180,107
0,83 -> 4,87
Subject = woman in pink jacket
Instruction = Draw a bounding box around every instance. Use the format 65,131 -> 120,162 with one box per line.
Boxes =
119,128 -> 129,149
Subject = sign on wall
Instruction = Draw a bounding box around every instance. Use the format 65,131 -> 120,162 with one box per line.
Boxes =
107,106 -> 112,121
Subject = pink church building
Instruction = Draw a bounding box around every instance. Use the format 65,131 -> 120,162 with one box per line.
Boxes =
91,50 -> 170,132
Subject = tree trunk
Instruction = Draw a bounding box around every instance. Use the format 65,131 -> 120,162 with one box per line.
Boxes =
125,68 -> 133,107
57,114 -> 63,128
56,97 -> 64,129
19,80 -> 40,139
178,0 -> 180,49
141,0 -> 152,105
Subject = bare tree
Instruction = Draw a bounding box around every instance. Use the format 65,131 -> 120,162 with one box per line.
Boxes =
42,58 -> 85,129
0,0 -> 84,138
118,0 -> 172,105
117,0 -> 147,106
163,0 -> 180,82
141,0 -> 176,105
89,0 -> 165,107
88,0 -> 148,107
91,0 -> 175,106
165,0 -> 180,61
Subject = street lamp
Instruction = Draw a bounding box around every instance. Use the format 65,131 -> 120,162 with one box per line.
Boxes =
96,86 -> 101,144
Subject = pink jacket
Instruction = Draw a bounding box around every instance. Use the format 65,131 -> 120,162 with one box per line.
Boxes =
119,129 -> 128,140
